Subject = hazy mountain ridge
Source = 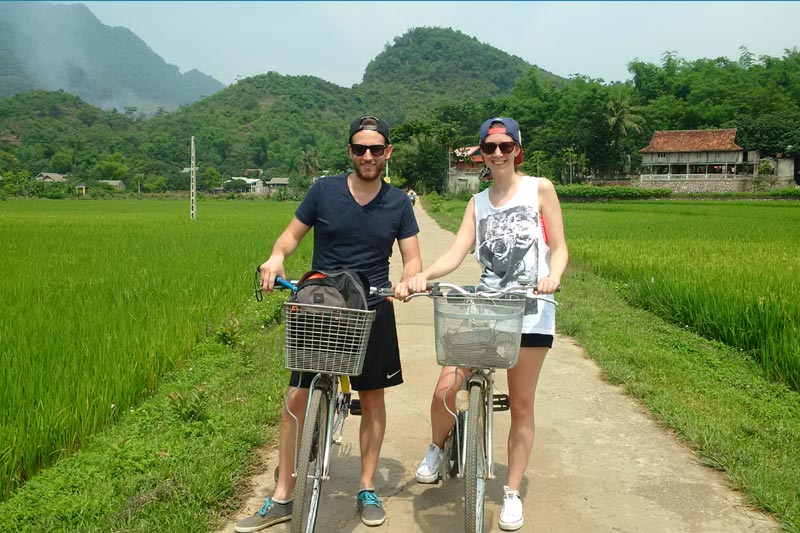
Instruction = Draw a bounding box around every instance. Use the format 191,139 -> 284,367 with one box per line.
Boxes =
0,2 -> 224,114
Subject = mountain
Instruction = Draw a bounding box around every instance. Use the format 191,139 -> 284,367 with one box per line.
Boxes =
354,27 -> 563,123
0,2 -> 224,114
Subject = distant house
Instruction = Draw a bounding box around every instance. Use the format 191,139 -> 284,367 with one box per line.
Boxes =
36,172 -> 67,183
448,146 -> 484,193
99,180 -> 126,191
638,129 -> 794,192
226,177 -> 262,193
263,177 -> 289,196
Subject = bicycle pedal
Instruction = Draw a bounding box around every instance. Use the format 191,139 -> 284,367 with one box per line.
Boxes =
349,399 -> 362,415
492,394 -> 510,411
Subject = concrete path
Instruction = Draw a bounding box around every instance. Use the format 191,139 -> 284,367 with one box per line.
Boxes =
220,204 -> 778,532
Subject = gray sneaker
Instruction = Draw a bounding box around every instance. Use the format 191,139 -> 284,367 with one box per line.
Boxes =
357,490 -> 385,526
234,498 -> 293,532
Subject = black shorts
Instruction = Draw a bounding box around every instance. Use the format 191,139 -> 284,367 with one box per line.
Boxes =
289,299 -> 402,391
521,333 -> 554,348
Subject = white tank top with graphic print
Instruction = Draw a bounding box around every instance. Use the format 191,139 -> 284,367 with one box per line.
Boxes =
472,176 -> 556,335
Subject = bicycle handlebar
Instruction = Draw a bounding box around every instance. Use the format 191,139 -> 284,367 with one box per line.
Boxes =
400,280 -> 560,303
254,269 -> 557,303
254,269 -> 396,301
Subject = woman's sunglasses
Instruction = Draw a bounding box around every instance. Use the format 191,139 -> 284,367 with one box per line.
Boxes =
350,144 -> 387,157
480,141 -> 517,155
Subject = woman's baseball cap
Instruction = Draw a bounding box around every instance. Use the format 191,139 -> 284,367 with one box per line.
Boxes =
479,117 -> 522,146
349,115 -> 391,144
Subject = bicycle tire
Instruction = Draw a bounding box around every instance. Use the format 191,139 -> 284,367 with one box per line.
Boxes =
291,385 -> 330,533
464,382 -> 487,533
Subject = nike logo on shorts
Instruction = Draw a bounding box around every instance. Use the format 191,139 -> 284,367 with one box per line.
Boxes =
386,369 -> 401,380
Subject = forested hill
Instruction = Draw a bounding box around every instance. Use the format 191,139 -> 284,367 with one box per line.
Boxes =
0,2 -> 224,114
355,27 -> 562,124
0,25 -> 556,185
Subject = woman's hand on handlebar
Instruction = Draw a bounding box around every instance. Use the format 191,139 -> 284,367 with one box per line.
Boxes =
406,273 -> 431,295
534,275 -> 561,295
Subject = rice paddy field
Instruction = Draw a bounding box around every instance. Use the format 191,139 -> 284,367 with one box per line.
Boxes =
563,200 -> 800,392
0,198 -> 310,498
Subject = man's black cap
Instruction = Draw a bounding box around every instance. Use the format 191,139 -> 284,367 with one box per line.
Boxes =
349,115 -> 390,144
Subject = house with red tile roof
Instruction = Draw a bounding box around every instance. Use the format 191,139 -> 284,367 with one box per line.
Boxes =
447,145 -> 485,193
638,129 -> 794,192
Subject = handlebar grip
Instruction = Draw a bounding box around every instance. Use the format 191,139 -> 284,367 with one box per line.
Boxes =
275,276 -> 298,292
370,287 -> 396,297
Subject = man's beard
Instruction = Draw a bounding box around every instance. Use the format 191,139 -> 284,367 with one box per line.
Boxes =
354,161 -> 385,181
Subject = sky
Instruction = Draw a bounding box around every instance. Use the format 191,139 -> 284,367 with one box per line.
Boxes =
69,1 -> 800,87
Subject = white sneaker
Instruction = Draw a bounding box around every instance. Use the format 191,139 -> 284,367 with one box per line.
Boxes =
415,443 -> 443,483
499,485 -> 524,531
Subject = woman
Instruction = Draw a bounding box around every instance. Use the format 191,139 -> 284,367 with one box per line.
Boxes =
406,117 -> 568,531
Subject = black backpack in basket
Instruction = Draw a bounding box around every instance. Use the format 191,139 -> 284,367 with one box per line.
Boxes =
291,270 -> 370,310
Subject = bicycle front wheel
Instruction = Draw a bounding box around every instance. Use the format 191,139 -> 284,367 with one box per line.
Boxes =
291,385 -> 330,533
464,382 -> 487,533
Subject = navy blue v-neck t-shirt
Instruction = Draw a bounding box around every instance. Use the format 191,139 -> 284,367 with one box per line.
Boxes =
295,173 -> 419,306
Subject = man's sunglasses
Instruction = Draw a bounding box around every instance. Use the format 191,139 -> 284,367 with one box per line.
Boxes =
480,141 -> 517,155
350,144 -> 387,157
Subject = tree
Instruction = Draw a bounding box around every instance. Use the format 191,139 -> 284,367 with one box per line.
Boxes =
49,151 -> 74,174
143,175 -> 166,193
390,132 -> 448,192
94,153 -> 129,182
435,124 -> 459,180
607,91 -> 644,140
223,178 -> 247,193
198,167 -> 222,191
297,147 -> 320,178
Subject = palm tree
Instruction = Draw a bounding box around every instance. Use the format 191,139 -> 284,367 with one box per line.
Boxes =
297,147 -> 320,178
606,92 -> 644,141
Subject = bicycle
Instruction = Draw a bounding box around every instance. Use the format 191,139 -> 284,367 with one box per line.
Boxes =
254,272 -> 394,533
407,280 -> 557,533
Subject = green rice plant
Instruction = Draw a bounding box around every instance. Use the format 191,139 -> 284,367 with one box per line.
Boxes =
563,200 -> 800,391
0,198 -> 310,497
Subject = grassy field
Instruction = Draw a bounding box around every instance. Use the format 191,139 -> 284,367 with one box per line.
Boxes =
565,200 -> 800,391
431,198 -> 800,392
0,198 -> 311,498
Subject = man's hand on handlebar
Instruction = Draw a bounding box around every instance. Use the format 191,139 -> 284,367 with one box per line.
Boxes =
257,257 -> 286,292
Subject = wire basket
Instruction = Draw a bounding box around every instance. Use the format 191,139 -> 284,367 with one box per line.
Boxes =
433,293 -> 526,369
282,302 -> 376,375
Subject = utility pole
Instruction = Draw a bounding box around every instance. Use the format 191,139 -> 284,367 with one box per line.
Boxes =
190,136 -> 196,220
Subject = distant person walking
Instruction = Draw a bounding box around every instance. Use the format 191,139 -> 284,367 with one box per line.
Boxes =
407,188 -> 417,206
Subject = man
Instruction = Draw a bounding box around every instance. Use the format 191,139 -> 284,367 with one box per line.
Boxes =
235,116 -> 421,531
